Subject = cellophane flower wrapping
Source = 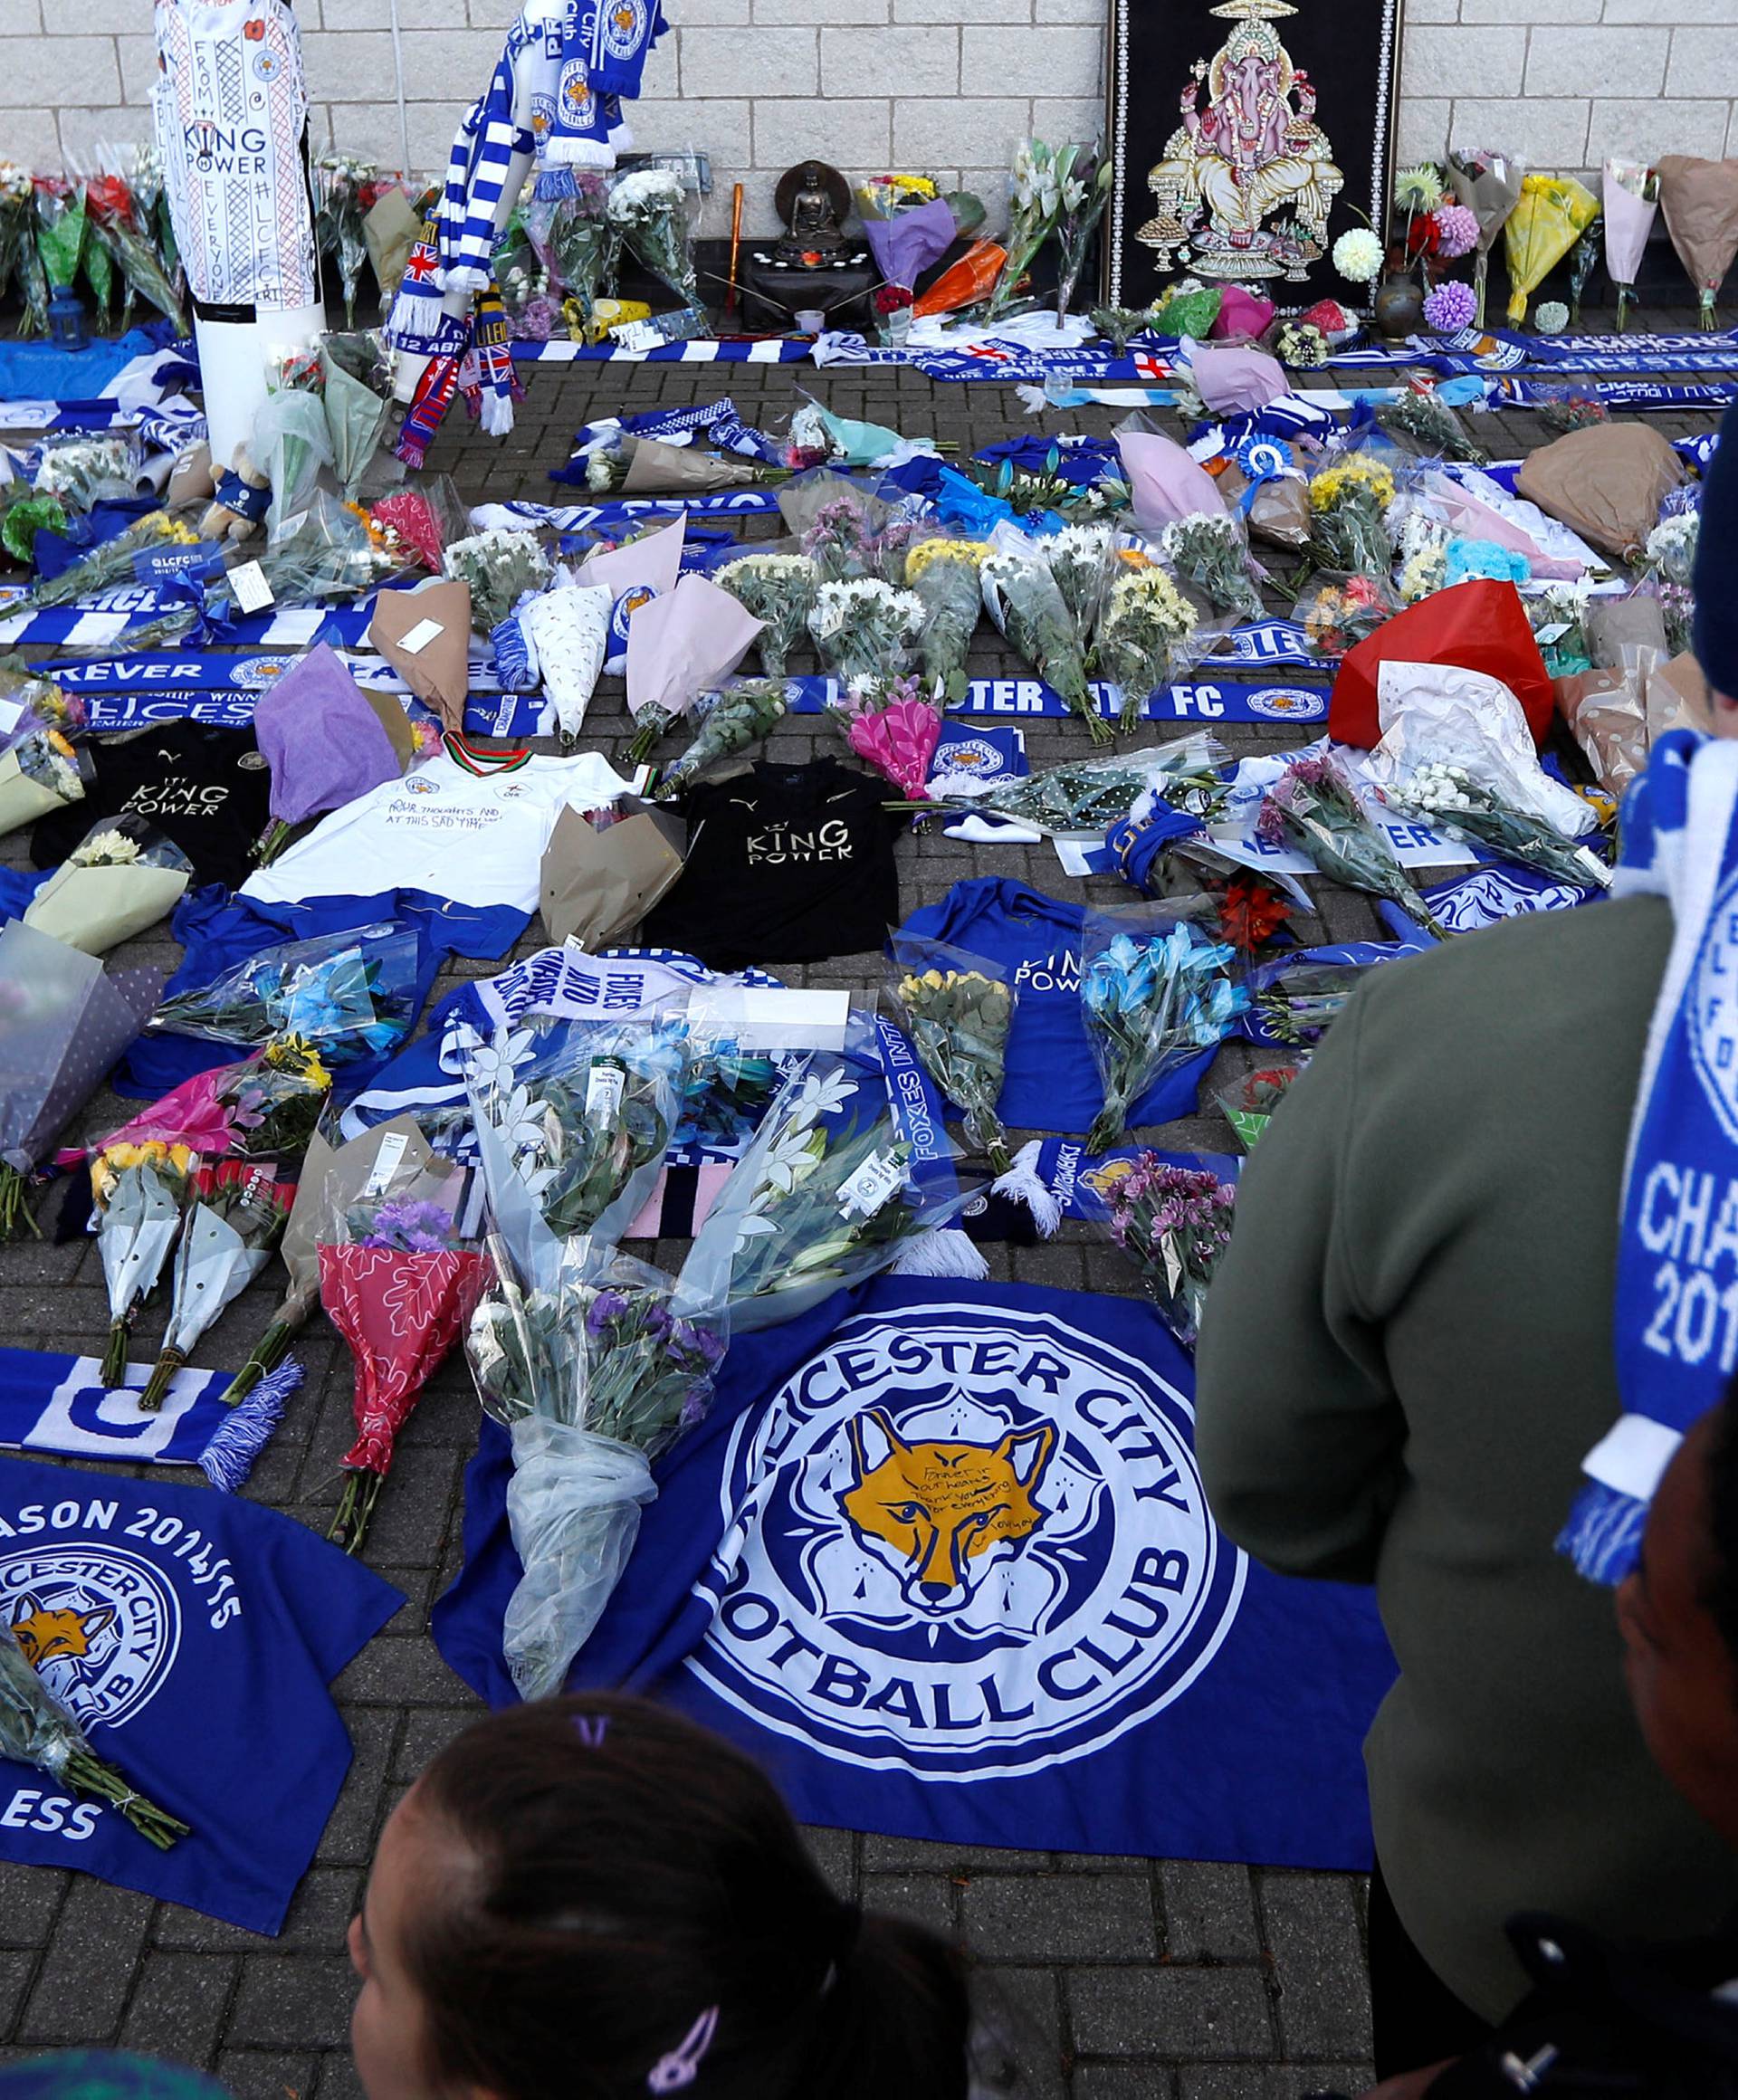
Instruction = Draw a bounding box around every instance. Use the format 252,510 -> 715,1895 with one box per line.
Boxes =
807,577 -> 924,698
315,154 -> 377,328
319,335 -> 392,497
75,156 -> 187,334
1376,390 -> 1489,467
1096,555 -> 1203,727
606,166 -> 699,306
886,937 -> 1017,1172
654,680 -> 790,798
221,1116 -> 463,1408
1214,1063 -> 1302,1149
320,1179 -> 483,1552
0,1628 -> 186,1848
929,730 -> 1228,837
1038,522 -> 1113,650
34,431 -> 143,511
1504,173 -> 1600,325
1080,906 -> 1247,1153
980,533 -> 1104,741
1309,453 -> 1399,577
1296,571 -> 1399,658
904,535 -> 987,702
468,1236 -> 726,1698
625,573 -> 764,757
251,643 -> 405,856
1257,751 -> 1444,939
988,138 -> 1069,320
0,728 -> 85,839
1053,149 -> 1111,322
678,1036 -> 972,1332
212,1036 -> 335,1164
778,471 -> 896,583
148,921 -> 420,1065
464,1012 -> 689,1271
13,509 -> 204,615
1388,759 -> 1610,890
714,549 -> 818,679
0,920 -> 156,1239
836,674 -> 941,797
1087,1155 -> 1236,1348
526,166 -> 615,322
1247,959 -> 1370,1048
1158,511 -> 1264,625
444,528 -> 555,636
521,578 -> 613,746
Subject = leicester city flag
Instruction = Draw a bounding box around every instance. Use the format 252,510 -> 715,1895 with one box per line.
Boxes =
0,1456 -> 400,1932
434,1280 -> 1394,1866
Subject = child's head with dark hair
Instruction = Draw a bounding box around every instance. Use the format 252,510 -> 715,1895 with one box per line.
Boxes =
1616,1396 -> 1738,1847
347,1694 -> 971,2100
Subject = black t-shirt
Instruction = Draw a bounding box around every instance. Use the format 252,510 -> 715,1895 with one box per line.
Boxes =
645,759 -> 901,969
32,721 -> 273,890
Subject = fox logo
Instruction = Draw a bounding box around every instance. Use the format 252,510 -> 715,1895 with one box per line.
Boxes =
840,1408 -> 1055,1618
10,1594 -> 117,1671
1080,1158 -> 1138,1204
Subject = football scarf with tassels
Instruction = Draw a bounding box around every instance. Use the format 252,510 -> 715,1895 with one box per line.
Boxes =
1561,730 -> 1738,1582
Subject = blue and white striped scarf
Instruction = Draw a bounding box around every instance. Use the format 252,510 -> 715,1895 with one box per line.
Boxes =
439,18 -> 538,296
1561,729 -> 1738,1581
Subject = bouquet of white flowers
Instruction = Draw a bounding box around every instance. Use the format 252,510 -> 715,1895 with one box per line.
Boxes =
607,167 -> 699,307
807,577 -> 924,700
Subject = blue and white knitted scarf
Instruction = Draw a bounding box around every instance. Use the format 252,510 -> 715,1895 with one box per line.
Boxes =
1561,729 -> 1738,1582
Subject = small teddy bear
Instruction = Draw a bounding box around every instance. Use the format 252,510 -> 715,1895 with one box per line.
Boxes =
200,443 -> 272,541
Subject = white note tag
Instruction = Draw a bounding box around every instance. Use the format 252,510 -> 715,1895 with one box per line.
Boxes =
229,559 -> 275,612
363,1130 -> 410,1198
1533,621 -> 1571,645
396,616 -> 444,655
586,1064 -> 626,1121
837,1150 -> 903,1220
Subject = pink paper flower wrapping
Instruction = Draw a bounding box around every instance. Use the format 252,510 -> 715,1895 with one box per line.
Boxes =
846,692 -> 941,797
625,573 -> 765,722
1210,285 -> 1276,339
1190,341 -> 1288,414
1602,160 -> 1658,288
1118,430 -> 1227,533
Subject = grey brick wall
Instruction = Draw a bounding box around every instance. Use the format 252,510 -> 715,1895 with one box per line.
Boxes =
13,3 -> 1738,250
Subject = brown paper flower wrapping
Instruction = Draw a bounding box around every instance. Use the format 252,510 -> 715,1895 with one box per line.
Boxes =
1514,425 -> 1687,563
1657,156 -> 1738,310
369,578 -> 473,732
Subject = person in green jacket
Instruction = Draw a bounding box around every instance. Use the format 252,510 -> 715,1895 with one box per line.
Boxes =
1195,414 -> 1738,2080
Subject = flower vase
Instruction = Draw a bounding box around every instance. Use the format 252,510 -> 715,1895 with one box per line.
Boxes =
1373,272 -> 1426,340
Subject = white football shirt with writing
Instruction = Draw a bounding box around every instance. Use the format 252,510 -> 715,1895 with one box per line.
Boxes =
240,751 -> 638,912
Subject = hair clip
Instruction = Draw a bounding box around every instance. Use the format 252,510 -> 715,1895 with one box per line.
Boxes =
647,2006 -> 719,2093
572,1713 -> 609,1749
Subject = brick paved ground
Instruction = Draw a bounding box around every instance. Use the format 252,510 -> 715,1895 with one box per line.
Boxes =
0,328 -> 1719,2097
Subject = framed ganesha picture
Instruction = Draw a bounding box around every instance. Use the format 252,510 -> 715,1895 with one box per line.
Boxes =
1103,0 -> 1406,312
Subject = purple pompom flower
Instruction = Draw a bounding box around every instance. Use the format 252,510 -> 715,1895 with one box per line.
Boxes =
1423,278 -> 1477,332
1433,205 -> 1480,260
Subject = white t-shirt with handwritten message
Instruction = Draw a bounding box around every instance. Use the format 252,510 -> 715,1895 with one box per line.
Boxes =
241,751 -> 637,913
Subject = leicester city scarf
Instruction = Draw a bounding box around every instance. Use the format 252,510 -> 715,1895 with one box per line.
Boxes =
1561,730 -> 1738,1582
0,1350 -> 298,1491
434,1277 -> 1392,1866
